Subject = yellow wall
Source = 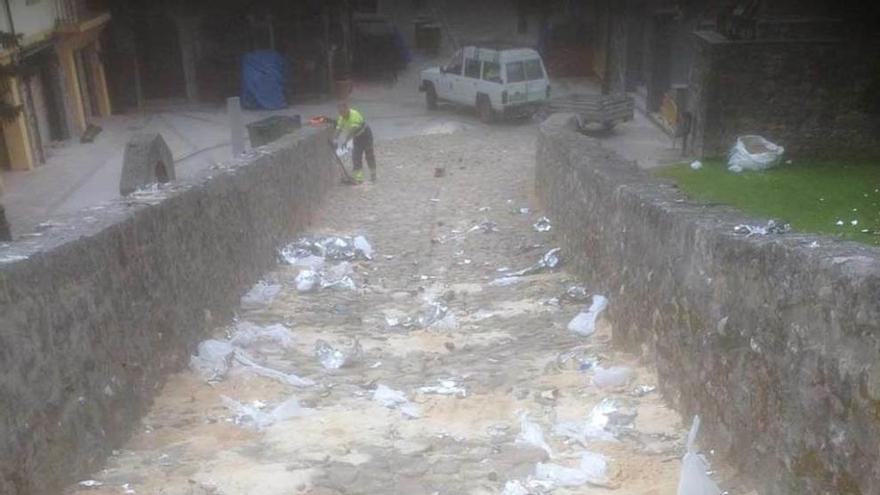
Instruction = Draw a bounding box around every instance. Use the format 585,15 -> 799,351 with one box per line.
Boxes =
1,77 -> 36,171
0,14 -> 111,171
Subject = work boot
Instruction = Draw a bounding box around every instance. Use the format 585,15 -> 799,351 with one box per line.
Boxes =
370,170 -> 377,183
353,170 -> 364,184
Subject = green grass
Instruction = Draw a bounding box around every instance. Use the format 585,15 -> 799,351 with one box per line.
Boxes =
655,159 -> 880,246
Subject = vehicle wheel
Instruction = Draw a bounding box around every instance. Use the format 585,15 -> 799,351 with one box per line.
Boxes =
477,96 -> 495,124
425,84 -> 438,110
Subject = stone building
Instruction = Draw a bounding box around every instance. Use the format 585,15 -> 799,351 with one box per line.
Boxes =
0,0 -> 112,183
594,0 -> 880,158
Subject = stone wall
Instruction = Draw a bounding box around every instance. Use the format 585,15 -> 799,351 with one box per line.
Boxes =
0,127 -> 338,494
536,114 -> 880,495
688,31 -> 880,158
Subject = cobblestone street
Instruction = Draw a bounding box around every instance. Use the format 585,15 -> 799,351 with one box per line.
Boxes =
66,128 -> 699,495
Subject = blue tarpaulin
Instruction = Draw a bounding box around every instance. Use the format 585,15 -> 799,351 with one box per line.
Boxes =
241,50 -> 288,110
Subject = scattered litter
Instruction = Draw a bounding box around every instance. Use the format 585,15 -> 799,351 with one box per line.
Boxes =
490,276 -> 524,287
122,483 -> 136,494
468,220 -> 499,234
554,398 -> 620,444
690,160 -> 703,170
295,269 -> 320,292
733,220 -> 790,236
534,463 -> 591,487
233,350 -> 314,387
533,217 -> 552,232
373,384 -> 420,419
501,480 -> 529,495
836,220 -> 844,226
281,235 -> 373,263
851,220 -> 859,226
509,248 -> 562,277
809,241 -> 820,248
516,413 -> 553,458
240,280 -> 282,308
221,395 -> 312,430
567,295 -> 608,337
319,262 -> 357,290
189,340 -> 235,382
677,416 -> 722,495
419,379 -> 467,397
534,452 -> 609,488
417,300 -> 450,328
632,385 -> 657,397
562,285 -> 590,303
78,480 -> 104,488
229,322 -> 296,349
727,135 -> 784,171
479,206 -> 491,212
519,207 -> 531,215
352,236 -> 373,260
315,339 -> 348,369
592,366 -> 632,389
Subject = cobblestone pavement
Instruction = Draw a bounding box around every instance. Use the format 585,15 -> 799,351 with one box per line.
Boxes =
67,127 -> 725,495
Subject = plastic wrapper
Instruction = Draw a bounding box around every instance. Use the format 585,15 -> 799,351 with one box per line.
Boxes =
515,413 -> 553,458
562,285 -> 590,303
373,384 -> 420,419
509,248 -> 562,277
417,300 -> 449,328
221,395 -> 312,430
240,280 -> 282,308
190,340 -> 235,382
677,416 -> 722,495
533,217 -> 552,232
233,350 -> 314,387
690,160 -> 703,170
727,135 -> 784,171
314,338 -> 361,370
490,276 -> 524,287
592,365 -> 632,389
419,379 -> 467,397
554,398 -> 619,444
468,220 -> 499,234
295,269 -> 320,292
501,480 -> 529,495
353,235 -> 374,260
229,322 -> 296,349
733,219 -> 791,236
567,295 -> 608,337
281,235 -> 373,263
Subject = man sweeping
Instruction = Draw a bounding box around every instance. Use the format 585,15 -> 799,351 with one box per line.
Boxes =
334,101 -> 377,183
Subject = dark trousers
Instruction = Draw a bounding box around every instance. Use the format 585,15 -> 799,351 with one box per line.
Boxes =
352,126 -> 376,172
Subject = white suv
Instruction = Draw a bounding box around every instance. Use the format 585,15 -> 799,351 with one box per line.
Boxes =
419,45 -> 550,123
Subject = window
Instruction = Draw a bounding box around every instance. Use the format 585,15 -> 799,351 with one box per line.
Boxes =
524,59 -> 545,80
445,50 -> 463,75
506,62 -> 525,83
482,61 -> 501,83
465,58 -> 481,79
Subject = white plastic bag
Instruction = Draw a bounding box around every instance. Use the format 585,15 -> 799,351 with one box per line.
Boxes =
567,295 -> 608,337
677,416 -> 722,495
592,365 -> 632,389
516,412 -> 554,458
727,135 -> 784,171
190,340 -> 235,381
229,322 -> 296,349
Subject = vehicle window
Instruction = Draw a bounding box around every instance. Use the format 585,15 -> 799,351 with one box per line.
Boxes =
482,61 -> 501,83
465,58 -> 481,79
506,62 -> 525,83
524,59 -> 545,80
445,50 -> 463,75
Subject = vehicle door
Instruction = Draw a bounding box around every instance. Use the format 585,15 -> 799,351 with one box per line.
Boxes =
437,49 -> 464,102
523,58 -> 549,102
504,60 -> 528,106
459,57 -> 483,105
480,60 -> 503,109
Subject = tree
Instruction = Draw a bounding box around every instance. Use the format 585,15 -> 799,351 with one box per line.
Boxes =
0,30 -> 23,122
